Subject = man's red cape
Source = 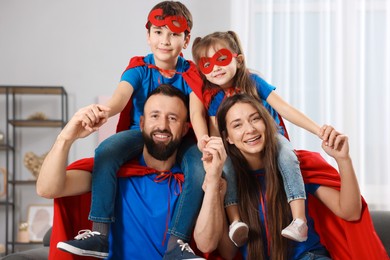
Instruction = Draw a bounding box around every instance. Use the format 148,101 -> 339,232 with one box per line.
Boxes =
49,151 -> 388,260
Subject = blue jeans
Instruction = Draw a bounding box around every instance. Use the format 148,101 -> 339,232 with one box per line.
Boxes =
90,129 -> 144,222
277,134 -> 306,202
222,157 -> 238,207
297,248 -> 331,260
89,129 -> 205,242
170,132 -> 205,241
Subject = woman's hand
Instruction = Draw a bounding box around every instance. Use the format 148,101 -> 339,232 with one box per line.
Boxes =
202,136 -> 226,180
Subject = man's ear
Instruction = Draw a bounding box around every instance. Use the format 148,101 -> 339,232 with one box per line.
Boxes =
181,122 -> 190,137
140,116 -> 145,131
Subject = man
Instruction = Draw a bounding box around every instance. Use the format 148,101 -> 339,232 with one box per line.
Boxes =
37,84 -> 222,259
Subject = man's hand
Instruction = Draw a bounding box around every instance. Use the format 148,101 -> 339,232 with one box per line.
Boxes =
58,104 -> 110,142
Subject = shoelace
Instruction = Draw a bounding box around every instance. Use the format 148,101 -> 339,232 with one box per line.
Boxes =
177,239 -> 195,254
74,229 -> 101,240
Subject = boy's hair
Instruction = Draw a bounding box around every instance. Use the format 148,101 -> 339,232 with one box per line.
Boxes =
146,1 -> 193,36
146,84 -> 189,120
192,31 -> 259,100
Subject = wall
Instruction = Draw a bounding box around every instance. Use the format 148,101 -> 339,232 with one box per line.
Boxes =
0,0 -> 231,160
0,0 -> 231,248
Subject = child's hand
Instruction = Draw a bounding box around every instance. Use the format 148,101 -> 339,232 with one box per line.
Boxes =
202,136 -> 226,177
198,135 -> 212,161
321,129 -> 350,160
80,104 -> 111,132
319,124 -> 338,146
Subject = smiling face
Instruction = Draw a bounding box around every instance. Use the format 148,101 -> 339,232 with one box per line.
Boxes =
140,93 -> 189,161
225,102 -> 266,169
147,25 -> 190,70
201,45 -> 240,89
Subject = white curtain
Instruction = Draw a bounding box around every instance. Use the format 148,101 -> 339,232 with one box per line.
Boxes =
231,0 -> 390,210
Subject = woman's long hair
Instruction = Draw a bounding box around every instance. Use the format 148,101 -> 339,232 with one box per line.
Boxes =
191,31 -> 259,100
216,94 -> 291,260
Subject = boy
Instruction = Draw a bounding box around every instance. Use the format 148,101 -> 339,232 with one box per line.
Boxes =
57,2 -> 207,259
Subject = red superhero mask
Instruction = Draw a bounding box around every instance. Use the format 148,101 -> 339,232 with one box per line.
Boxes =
198,48 -> 237,75
146,9 -> 190,34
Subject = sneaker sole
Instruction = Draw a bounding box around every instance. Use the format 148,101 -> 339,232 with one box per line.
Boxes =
281,229 -> 308,242
57,242 -> 108,259
229,224 -> 249,247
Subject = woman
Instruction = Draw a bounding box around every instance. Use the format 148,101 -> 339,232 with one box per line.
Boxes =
194,94 -> 387,260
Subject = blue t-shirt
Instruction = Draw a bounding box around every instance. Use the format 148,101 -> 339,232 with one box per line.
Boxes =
207,73 -> 285,136
107,155 -> 182,259
239,169 -> 325,259
120,54 -> 193,130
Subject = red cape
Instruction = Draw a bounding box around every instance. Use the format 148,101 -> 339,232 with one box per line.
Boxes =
49,151 -> 388,260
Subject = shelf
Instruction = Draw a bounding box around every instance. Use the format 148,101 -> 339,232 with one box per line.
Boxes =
7,241 -> 43,246
0,86 -> 66,95
8,120 -> 65,127
0,201 -> 14,206
9,180 -> 37,185
0,144 -> 14,151
1,85 -> 68,255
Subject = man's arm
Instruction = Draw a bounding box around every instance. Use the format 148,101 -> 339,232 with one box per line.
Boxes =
36,105 -> 110,199
193,137 -> 233,254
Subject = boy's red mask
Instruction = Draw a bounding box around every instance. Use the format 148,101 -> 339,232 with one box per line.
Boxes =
198,48 -> 237,75
146,9 -> 190,34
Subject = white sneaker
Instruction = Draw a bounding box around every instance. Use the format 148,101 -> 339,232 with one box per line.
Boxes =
281,218 -> 308,242
228,221 -> 249,247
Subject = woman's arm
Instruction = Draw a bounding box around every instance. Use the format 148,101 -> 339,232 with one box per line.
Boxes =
314,127 -> 362,221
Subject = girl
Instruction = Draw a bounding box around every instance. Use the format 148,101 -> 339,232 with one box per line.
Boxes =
192,31 -> 328,243
212,94 -> 363,259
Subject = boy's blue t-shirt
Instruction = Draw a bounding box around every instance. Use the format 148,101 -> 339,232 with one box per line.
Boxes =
120,54 -> 193,130
239,170 -> 325,259
107,155 -> 182,259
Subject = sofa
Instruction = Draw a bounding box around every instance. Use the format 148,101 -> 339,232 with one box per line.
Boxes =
0,228 -> 50,260
1,211 -> 389,259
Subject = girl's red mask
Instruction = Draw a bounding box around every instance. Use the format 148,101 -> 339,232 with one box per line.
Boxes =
198,48 -> 237,75
146,9 -> 190,34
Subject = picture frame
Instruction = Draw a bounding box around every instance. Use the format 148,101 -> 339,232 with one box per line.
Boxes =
27,204 -> 54,242
0,168 -> 6,199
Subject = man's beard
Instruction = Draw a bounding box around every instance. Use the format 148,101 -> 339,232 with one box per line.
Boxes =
142,130 -> 181,161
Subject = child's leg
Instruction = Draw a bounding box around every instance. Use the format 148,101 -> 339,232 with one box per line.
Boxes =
57,130 -> 143,258
276,134 -> 308,242
223,157 -> 249,247
276,134 -> 306,218
164,133 -> 205,257
90,129 -> 144,224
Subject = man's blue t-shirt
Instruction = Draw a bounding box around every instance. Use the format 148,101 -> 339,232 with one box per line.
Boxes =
107,156 -> 182,259
120,54 -> 193,130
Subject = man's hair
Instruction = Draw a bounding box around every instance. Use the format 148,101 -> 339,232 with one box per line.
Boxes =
146,1 -> 193,36
146,84 -> 189,119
